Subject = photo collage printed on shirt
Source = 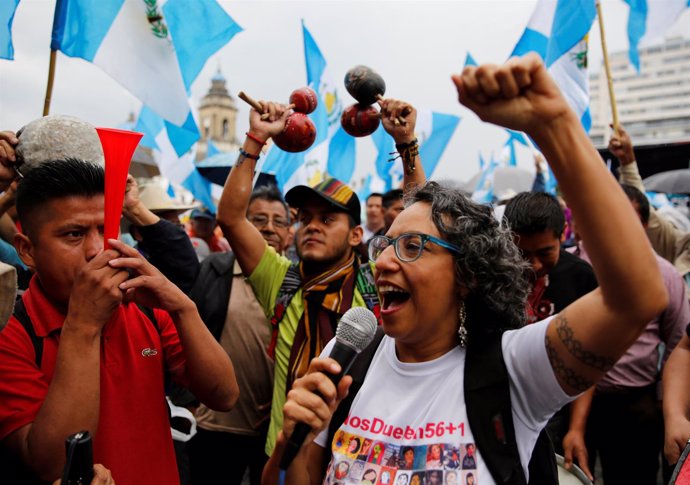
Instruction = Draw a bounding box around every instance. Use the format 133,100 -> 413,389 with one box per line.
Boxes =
325,430 -> 478,485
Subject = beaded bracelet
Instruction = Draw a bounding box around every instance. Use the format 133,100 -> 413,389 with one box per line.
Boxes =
239,148 -> 260,161
245,132 -> 267,146
395,138 -> 418,151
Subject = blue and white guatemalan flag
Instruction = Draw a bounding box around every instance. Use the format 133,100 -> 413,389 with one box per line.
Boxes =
79,0 -> 242,210
262,21 -> 354,191
624,0 -> 690,72
504,130 -> 528,167
511,0 -> 596,133
51,0 -> 242,125
0,0 -> 19,60
134,104 -> 216,211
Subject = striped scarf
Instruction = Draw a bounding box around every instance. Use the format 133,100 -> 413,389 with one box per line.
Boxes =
287,253 -> 357,391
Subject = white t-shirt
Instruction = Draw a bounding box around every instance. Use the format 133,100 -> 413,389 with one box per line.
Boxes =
314,318 -> 571,485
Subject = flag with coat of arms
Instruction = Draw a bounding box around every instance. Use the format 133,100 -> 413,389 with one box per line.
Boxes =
50,0 -> 241,124
48,0 -> 242,211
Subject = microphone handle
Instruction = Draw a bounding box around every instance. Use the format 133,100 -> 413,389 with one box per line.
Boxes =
325,342 -> 358,386
279,342 -> 359,470
279,423 -> 311,470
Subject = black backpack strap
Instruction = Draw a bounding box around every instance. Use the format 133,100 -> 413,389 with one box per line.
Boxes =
527,426 -> 557,484
136,304 -> 158,331
268,262 -> 302,358
465,335 -> 556,485
189,252 -> 236,341
323,327 -> 385,470
465,335 -> 525,485
13,296 -> 43,369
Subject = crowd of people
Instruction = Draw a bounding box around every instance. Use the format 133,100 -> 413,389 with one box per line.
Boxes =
0,54 -> 689,485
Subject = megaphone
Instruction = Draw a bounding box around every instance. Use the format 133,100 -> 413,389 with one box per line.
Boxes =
95,128 -> 143,249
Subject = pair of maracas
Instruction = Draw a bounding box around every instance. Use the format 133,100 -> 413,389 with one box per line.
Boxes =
341,65 -> 405,138
239,87 -> 318,152
238,65 -> 398,152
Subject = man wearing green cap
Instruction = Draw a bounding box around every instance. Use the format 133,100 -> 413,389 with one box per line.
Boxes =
217,98 -> 422,456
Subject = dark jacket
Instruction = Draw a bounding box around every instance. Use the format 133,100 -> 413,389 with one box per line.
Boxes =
137,219 -> 200,294
188,252 -> 236,341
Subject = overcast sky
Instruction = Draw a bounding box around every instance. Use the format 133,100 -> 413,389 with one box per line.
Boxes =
1,0 -> 689,183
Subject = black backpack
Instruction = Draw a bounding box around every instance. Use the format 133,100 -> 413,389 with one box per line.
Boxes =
326,328 -> 557,485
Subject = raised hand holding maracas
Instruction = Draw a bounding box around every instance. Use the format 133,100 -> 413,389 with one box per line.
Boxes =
379,98 -> 423,186
239,91 -> 316,153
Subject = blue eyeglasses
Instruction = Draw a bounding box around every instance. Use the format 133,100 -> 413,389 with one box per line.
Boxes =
368,233 -> 461,263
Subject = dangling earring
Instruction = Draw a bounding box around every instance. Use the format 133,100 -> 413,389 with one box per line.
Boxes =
457,300 -> 467,348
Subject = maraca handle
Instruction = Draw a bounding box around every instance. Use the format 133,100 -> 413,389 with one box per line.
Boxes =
375,94 -> 407,125
239,92 -> 295,121
239,91 -> 264,112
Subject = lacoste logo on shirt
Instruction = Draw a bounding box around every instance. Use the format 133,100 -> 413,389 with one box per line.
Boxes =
141,348 -> 159,357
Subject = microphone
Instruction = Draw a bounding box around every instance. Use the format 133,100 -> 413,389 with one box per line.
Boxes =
279,307 -> 378,470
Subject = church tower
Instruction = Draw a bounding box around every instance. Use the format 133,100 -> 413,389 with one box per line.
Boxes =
196,67 -> 239,161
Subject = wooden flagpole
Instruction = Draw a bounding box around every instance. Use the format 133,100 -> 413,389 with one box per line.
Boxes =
596,0 -> 620,134
42,49 -> 57,116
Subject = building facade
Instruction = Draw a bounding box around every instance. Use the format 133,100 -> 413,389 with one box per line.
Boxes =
590,36 -> 690,148
196,68 -> 239,161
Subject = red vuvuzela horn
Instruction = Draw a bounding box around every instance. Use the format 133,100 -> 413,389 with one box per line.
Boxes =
96,128 -> 143,250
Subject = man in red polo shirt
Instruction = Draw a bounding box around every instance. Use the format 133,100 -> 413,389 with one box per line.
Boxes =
0,158 -> 239,484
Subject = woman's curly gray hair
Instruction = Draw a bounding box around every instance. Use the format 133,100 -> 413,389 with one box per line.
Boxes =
405,181 -> 530,341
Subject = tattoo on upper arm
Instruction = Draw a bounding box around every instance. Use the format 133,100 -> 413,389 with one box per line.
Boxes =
545,334 -> 594,393
555,313 -> 615,372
